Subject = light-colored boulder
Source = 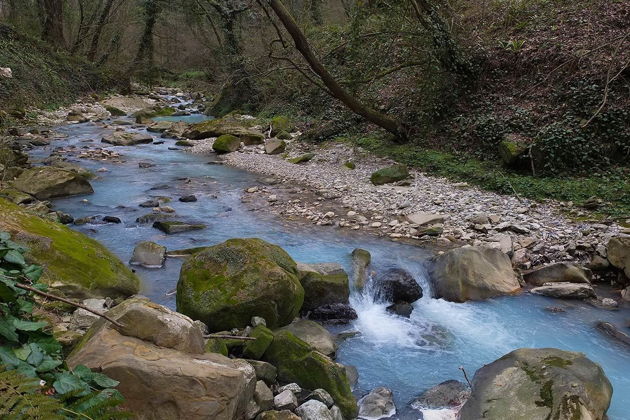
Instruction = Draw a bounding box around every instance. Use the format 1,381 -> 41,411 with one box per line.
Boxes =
102,131 -> 153,146
607,236 -> 630,278
351,248 -> 371,290
265,139 -> 286,155
430,247 -> 521,302
405,213 -> 445,226
459,348 -> 612,420
12,167 -> 93,200
296,400 -> 333,420
274,390 -> 298,411
255,381 -> 274,411
297,263 -> 350,311
531,282 -> 596,299
129,241 -> 167,268
278,319 -> 337,357
410,380 -> 470,410
357,387 -> 396,420
524,263 -> 591,286
70,298 -> 108,330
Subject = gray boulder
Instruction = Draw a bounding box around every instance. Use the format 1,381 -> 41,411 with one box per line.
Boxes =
607,236 -> 630,278
410,380 -> 470,410
12,167 -> 93,200
298,262 -> 350,311
374,268 -> 422,304
531,282 -> 596,299
129,241 -> 167,268
358,387 -> 396,419
274,390 -> 298,411
524,263 -> 592,286
265,139 -> 286,155
102,131 -> 153,146
295,400 -> 333,420
430,247 -> 521,302
459,348 -> 612,420
277,319 -> 337,357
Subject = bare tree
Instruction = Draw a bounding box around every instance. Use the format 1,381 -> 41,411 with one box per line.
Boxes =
41,0 -> 65,48
133,0 -> 161,70
266,0 -> 407,141
87,0 -> 117,61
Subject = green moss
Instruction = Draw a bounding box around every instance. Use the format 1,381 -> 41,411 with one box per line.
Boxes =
271,116 -> 294,135
104,105 -> 126,116
213,134 -> 241,154
243,325 -> 274,359
205,338 -> 228,356
276,131 -> 292,140
344,161 -> 356,169
370,164 -> 410,185
175,140 -> 194,147
299,271 -> 349,311
288,153 -> 315,164
263,330 -> 357,418
543,356 -> 573,368
536,380 -> 554,408
0,198 -> 140,298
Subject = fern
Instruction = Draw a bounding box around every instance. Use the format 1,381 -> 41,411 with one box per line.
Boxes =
63,389 -> 131,420
0,368 -> 64,419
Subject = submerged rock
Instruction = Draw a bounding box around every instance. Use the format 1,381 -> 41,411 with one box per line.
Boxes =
459,348 -> 613,420
129,241 -> 166,268
263,330 -> 357,419
374,268 -> 422,304
68,297 -> 254,419
176,238 -> 304,330
596,321 -> 630,347
386,302 -> 413,318
430,247 -> 521,302
0,198 -> 139,298
358,387 -> 396,420
531,282 -> 596,299
152,221 -> 206,234
370,164 -> 409,185
524,263 -> 592,286
12,167 -> 93,200
278,319 -> 337,357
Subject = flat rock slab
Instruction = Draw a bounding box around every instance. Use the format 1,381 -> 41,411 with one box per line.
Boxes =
405,212 -> 445,226
153,221 -> 206,234
531,282 -> 596,299
102,132 -> 153,146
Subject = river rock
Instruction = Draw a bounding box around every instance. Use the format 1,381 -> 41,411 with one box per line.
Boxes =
274,390 -> 298,411
68,297 -> 254,419
278,319 -> 337,357
129,241 -> 167,268
265,139 -> 286,155
430,247 -> 521,302
255,380 -> 274,411
296,399 -> 333,420
256,411 -> 300,420
297,262 -> 350,311
0,198 -> 139,298
179,194 -> 197,202
374,268 -> 422,304
531,282 -> 596,299
102,131 -> 153,146
308,389 -> 335,408
607,236 -> 630,278
243,325 -> 274,359
404,212 -> 445,226
289,153 -> 315,164
370,164 -> 409,185
410,380 -> 470,410
12,167 -> 93,200
246,360 -> 278,384
524,263 -> 592,286
307,303 -> 358,324
177,238 -> 304,330
147,120 -> 173,133
183,118 -> 264,143
459,348 -> 613,420
152,221 -> 206,234
213,134 -> 241,153
596,321 -> 630,347
351,248 -> 371,290
263,330 -> 357,418
386,302 -> 413,318
357,387 -> 396,419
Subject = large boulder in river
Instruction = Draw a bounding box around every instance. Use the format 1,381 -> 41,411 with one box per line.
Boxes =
101,131 -> 153,146
0,198 -> 139,298
183,118 -> 264,144
607,236 -> 630,278
524,263 -> 592,286
297,262 -> 350,311
430,247 -> 521,302
12,167 -> 93,199
374,268 -> 422,304
176,238 -> 304,331
263,330 -> 358,419
459,348 -> 612,420
68,297 -> 255,419
370,164 -> 409,185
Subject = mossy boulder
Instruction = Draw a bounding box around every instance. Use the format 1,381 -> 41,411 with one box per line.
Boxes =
0,145 -> 28,168
276,131 -> 292,140
104,105 -> 126,116
288,153 -> 315,164
182,118 -> 264,144
265,139 -> 286,155
12,167 -> 93,200
133,106 -> 175,124
0,198 -> 140,298
263,330 -> 357,418
498,134 -> 530,167
176,238 -> 304,331
460,348 -> 613,420
297,263 -> 350,311
213,134 -> 241,154
243,325 -> 274,359
0,187 -> 35,205
101,132 -> 153,146
270,116 -> 294,136
370,164 -> 409,185
205,338 -> 228,357
152,221 -> 206,234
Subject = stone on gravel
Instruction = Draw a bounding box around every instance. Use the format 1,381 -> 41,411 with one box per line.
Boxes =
358,387 -> 396,420
531,282 -> 596,299
12,167 -> 93,200
523,263 -> 592,286
430,247 -> 521,302
152,221 -> 206,234
370,164 -> 409,185
289,153 -> 315,164
265,139 -> 286,155
129,241 -> 167,268
213,134 -> 241,153
404,212 -> 445,226
459,348 -> 612,420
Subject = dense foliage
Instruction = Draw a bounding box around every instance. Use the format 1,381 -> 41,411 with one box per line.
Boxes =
0,232 -> 127,419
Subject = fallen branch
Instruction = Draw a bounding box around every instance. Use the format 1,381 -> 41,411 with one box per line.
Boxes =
15,281 -> 123,328
204,334 -> 257,341
459,366 -> 473,388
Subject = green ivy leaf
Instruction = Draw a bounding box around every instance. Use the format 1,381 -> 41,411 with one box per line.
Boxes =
3,249 -> 26,266
26,343 -> 45,366
91,372 -> 119,388
53,372 -> 90,396
13,318 -> 48,331
16,297 -> 34,314
0,232 -> 10,241
23,264 -> 43,282
13,343 -> 32,361
0,317 -> 19,342
36,357 -> 63,373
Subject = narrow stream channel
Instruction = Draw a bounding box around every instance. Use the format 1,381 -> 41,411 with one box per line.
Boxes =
29,100 -> 630,419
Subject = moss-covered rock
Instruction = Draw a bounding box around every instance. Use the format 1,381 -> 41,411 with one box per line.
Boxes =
370,164 -> 409,185
0,198 -> 140,298
0,187 -> 35,204
205,338 -> 229,357
297,263 -> 349,311
263,330 -> 357,418
270,116 -> 294,136
265,139 -> 286,155
182,117 -> 264,144
12,167 -> 93,200
104,105 -> 126,116
176,238 -> 304,331
243,325 -> 274,359
152,221 -> 206,234
276,131 -> 292,140
101,132 -> 153,146
498,134 -> 530,167
213,134 -> 241,154
288,153 -> 315,164
0,144 -> 28,168
133,106 -> 175,124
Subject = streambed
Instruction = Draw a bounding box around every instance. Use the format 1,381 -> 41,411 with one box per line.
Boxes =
30,109 -> 630,419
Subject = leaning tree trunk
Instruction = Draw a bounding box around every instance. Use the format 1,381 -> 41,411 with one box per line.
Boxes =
267,0 -> 407,142
41,0 -> 65,48
88,0 -> 116,61
132,0 -> 160,74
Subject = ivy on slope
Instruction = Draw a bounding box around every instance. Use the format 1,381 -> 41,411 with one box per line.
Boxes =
0,231 -> 129,419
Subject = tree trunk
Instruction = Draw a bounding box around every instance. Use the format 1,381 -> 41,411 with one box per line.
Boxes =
267,0 -> 407,142
41,0 -> 65,48
132,0 -> 160,70
87,0 -> 116,61
310,0 -> 323,25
